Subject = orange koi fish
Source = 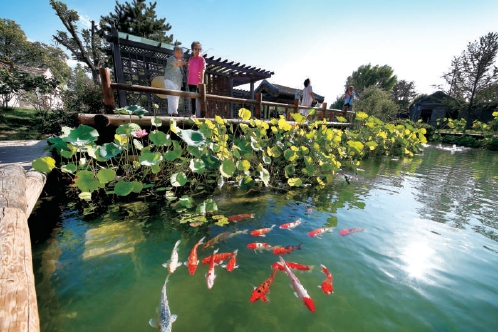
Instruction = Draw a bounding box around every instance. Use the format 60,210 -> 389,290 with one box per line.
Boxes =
228,213 -> 255,222
279,219 -> 301,230
184,236 -> 205,275
273,243 -> 302,255
308,227 -> 334,238
250,225 -> 276,237
247,242 -> 275,253
279,256 -> 315,312
249,268 -> 278,303
201,251 -> 234,265
222,249 -> 239,272
271,261 -> 313,271
339,228 -> 364,236
319,264 -> 334,294
202,231 -> 230,250
206,248 -> 219,289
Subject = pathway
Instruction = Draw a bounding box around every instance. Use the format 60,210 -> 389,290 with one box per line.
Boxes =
0,140 -> 48,169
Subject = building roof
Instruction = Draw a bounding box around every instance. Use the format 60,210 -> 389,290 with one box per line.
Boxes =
412,91 -> 461,108
255,80 -> 325,102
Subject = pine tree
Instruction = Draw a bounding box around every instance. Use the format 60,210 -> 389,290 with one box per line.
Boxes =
100,0 -> 177,44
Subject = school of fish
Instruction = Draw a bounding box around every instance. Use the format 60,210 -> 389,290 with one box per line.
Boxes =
150,212 -> 364,330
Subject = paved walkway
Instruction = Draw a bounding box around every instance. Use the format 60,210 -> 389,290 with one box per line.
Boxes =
0,140 -> 49,169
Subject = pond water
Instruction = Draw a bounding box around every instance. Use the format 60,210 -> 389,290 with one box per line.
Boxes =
31,144 -> 498,332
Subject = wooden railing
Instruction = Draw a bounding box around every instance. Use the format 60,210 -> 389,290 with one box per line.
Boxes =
100,68 -> 354,122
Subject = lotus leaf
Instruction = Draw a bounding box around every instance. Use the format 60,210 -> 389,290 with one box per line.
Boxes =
114,180 -> 134,196
170,172 -> 188,187
220,159 -> 236,178
74,170 -> 101,192
32,156 -> 56,173
97,168 -> 116,184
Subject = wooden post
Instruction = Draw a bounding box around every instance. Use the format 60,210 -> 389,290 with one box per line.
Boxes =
294,98 -> 299,118
100,68 -> 115,113
0,165 -> 46,332
198,84 -> 207,118
110,28 -> 127,107
255,93 -> 262,119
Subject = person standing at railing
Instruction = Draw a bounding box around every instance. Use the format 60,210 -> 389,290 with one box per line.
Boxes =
164,46 -> 187,115
343,86 -> 355,113
300,78 -> 316,116
187,41 -> 206,118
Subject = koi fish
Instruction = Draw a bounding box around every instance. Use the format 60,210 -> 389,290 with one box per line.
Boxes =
319,264 -> 334,295
271,261 -> 313,271
162,240 -> 182,274
228,213 -> 255,222
205,248 -> 219,289
250,268 -> 278,303
227,229 -> 249,238
273,243 -> 302,255
184,236 -> 205,276
247,242 -> 275,253
279,256 -> 315,312
222,249 -> 239,272
201,251 -> 235,265
279,219 -> 301,230
339,228 -> 364,236
250,225 -> 276,237
308,227 -> 334,238
149,275 -> 177,332
202,231 -> 230,250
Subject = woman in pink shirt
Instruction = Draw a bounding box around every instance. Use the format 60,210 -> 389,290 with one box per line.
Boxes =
187,41 -> 206,117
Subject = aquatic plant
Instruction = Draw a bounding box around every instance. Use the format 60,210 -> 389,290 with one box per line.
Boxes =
33,107 -> 427,224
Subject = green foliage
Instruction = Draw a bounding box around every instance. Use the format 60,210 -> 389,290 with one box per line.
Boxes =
62,64 -> 104,114
36,107 -> 427,224
100,0 -> 178,44
354,86 -> 399,122
346,63 -> 397,96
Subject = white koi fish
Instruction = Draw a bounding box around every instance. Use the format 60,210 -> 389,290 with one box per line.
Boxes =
163,240 -> 182,274
206,248 -> 219,289
279,256 -> 315,312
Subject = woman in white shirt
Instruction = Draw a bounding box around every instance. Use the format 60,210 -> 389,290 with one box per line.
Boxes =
300,78 -> 316,116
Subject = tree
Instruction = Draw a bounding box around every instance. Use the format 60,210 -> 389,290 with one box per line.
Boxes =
0,18 -> 70,84
61,64 -> 104,113
391,80 -> 417,110
441,32 -> 498,119
346,64 -> 397,96
354,86 -> 399,122
100,0 -> 177,44
50,0 -> 106,84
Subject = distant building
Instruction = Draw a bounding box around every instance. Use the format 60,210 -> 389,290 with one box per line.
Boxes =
255,80 -> 325,104
409,91 -> 461,126
0,63 -> 62,109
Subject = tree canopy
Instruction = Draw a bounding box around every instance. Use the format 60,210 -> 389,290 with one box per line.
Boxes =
391,80 -> 417,110
0,18 -> 71,84
346,64 -> 397,96
100,0 -> 177,44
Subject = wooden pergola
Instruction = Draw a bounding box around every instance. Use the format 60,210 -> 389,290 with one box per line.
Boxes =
105,29 -> 274,117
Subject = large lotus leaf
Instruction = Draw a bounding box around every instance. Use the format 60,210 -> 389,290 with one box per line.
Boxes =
238,108 -> 252,121
220,159 -> 236,178
63,125 -> 99,146
288,178 -> 303,187
189,158 -> 206,174
177,128 -> 206,147
234,139 -> 252,156
32,157 -> 56,173
151,116 -> 162,127
291,112 -> 305,124
365,141 -> 378,151
347,140 -> 364,155
87,146 -> 107,162
98,143 -> 122,160
201,154 -> 220,170
114,180 -> 134,196
149,130 -> 169,146
284,149 -> 297,161
259,167 -> 270,186
116,123 -> 141,136
237,160 -> 251,172
284,164 -> 295,177
48,136 -> 69,154
170,172 -> 188,187
179,195 -> 194,208
60,149 -> 74,159
187,146 -> 202,158
131,181 -> 143,193
139,148 -> 163,166
74,170 -> 101,192
239,175 -> 254,191
61,163 -> 77,174
262,156 -> 271,164
164,141 -> 182,161
97,168 -> 116,184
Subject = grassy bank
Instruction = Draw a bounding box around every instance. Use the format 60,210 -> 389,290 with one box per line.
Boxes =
0,107 -> 45,141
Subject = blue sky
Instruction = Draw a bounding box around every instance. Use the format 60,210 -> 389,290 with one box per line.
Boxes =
2,0 -> 498,104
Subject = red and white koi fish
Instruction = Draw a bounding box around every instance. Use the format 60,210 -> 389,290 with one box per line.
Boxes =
279,256 -> 315,312
162,240 -> 182,274
273,243 -> 302,255
250,225 -> 276,237
339,228 -> 364,236
308,227 -> 334,238
319,264 -> 334,295
201,251 -> 234,265
279,219 -> 301,230
247,242 -> 275,253
222,249 -> 239,272
250,268 -> 278,303
228,213 -> 255,222
184,236 -> 205,276
271,261 -> 313,271
206,248 -> 219,289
